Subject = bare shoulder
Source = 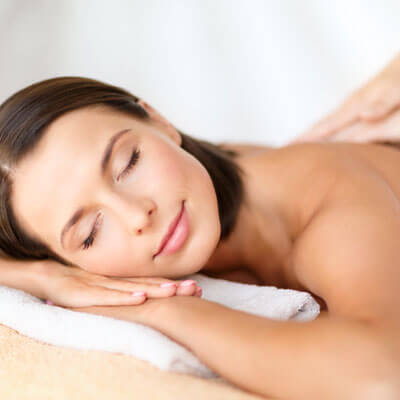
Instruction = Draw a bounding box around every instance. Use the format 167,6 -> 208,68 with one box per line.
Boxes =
219,141 -> 400,323
291,157 -> 400,323
218,141 -> 274,157
219,140 -> 344,165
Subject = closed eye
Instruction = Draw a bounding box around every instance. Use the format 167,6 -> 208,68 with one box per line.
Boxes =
117,148 -> 140,181
82,212 -> 103,250
81,148 -> 141,250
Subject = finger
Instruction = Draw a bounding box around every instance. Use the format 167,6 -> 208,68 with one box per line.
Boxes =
309,109 -> 360,139
89,280 -> 178,298
116,276 -> 199,287
55,286 -> 148,307
116,276 -> 179,285
328,121 -> 383,143
95,276 -> 177,288
360,100 -> 400,122
102,278 -> 202,297
176,280 -> 198,296
332,118 -> 399,143
116,276 -> 196,284
292,104 -> 361,144
330,120 -> 370,142
359,124 -> 400,144
99,276 -> 201,297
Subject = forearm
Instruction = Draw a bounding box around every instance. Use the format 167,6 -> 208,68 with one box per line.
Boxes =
154,296 -> 397,400
0,256 -> 47,298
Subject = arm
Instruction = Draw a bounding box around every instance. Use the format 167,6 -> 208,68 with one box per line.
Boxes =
78,293 -> 397,399
0,255 -> 200,306
153,173 -> 400,399
0,255 -> 48,298
71,166 -> 400,398
158,297 -> 398,400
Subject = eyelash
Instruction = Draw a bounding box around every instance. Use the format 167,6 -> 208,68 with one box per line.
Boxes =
81,148 -> 141,250
117,149 -> 141,182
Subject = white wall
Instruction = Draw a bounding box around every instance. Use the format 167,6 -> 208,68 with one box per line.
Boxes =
1,0 -> 399,146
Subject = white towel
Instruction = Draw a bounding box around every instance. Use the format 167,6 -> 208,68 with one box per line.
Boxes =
0,272 -> 320,378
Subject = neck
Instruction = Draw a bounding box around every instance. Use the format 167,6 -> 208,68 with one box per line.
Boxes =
200,145 -> 302,288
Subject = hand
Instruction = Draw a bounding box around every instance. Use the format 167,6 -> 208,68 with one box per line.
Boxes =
290,52 -> 400,143
65,300 -> 162,330
318,107 -> 400,144
35,260 -> 202,308
64,295 -> 198,339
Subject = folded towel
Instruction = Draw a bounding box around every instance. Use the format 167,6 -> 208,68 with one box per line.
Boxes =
0,272 -> 319,378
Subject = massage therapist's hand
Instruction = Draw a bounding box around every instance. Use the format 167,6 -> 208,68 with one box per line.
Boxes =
36,260 -> 201,308
314,106 -> 400,144
291,52 -> 400,144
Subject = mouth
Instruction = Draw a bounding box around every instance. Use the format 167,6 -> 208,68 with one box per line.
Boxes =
153,200 -> 189,258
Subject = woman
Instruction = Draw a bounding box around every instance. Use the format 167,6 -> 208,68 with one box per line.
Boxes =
0,72 -> 400,399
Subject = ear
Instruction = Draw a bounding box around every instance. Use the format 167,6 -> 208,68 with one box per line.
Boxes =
137,99 -> 182,146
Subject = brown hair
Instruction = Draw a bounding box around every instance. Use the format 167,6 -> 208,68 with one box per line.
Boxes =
0,76 -> 247,266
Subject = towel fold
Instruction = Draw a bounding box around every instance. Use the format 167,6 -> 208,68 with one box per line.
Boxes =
0,272 -> 319,378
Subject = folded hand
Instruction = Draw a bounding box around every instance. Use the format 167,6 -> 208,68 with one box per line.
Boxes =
37,260 -> 201,308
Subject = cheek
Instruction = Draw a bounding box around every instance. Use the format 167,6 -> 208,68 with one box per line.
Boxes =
119,148 -> 184,197
80,215 -> 132,276
179,150 -> 216,200
155,149 -> 196,195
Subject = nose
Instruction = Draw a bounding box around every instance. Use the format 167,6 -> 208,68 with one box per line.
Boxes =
128,204 -> 155,235
99,190 -> 156,235
123,199 -> 156,235
130,203 -> 155,235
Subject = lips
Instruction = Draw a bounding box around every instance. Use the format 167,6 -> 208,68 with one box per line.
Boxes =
154,201 -> 185,257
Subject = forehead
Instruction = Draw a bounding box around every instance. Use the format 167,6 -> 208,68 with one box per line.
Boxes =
10,105 -> 142,248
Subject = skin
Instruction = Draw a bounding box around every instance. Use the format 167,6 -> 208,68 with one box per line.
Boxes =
9,99 -> 400,397
10,100 -> 292,285
291,52 -> 400,143
62,139 -> 400,398
10,102 -> 220,278
12,98 -> 400,309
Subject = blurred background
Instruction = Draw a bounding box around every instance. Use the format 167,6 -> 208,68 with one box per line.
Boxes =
0,0 -> 399,147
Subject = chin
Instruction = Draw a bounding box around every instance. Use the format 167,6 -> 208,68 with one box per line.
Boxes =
191,234 -> 220,277
162,252 -> 211,279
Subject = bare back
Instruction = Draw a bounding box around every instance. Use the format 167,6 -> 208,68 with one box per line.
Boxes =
282,141 -> 400,320
218,140 -> 400,319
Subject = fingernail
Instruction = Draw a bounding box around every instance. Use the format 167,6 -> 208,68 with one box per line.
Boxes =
180,280 -> 196,287
132,291 -> 146,297
160,282 -> 177,288
46,300 -> 54,305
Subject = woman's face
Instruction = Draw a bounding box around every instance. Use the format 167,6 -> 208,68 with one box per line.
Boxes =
11,103 -> 221,278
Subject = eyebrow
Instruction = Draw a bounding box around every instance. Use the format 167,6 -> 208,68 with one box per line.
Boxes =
60,128 -> 131,249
